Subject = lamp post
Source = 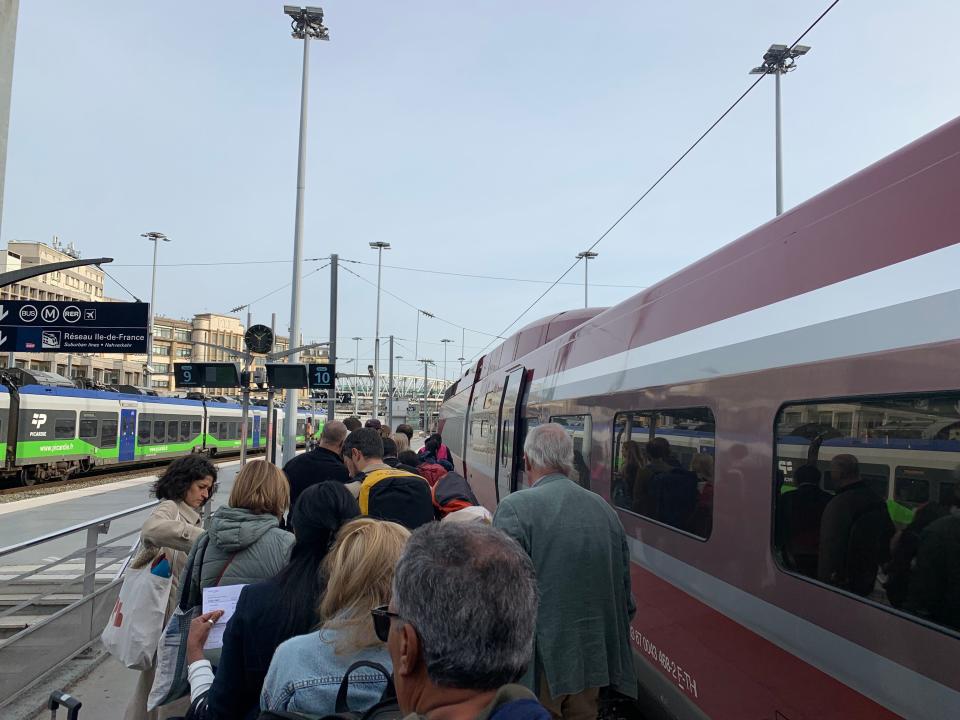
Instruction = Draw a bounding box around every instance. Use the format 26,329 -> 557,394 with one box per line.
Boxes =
281,5 -> 329,464
575,250 -> 598,308
458,356 -> 466,374
441,338 -> 453,384
749,43 -> 810,216
352,336 -> 361,416
419,359 -> 434,433
141,232 -> 169,375
369,241 -> 391,421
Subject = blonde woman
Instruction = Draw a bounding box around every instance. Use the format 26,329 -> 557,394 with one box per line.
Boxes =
181,461 -> 294,662
392,432 -> 410,454
261,518 -> 410,715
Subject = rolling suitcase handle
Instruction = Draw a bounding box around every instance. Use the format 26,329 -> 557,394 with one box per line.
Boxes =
47,690 -> 82,720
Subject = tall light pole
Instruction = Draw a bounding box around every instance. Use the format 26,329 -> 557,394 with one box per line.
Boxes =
576,250 -> 598,308
141,232 -> 169,376
369,241 -> 390,420
419,359 -> 434,433
352,335 -> 361,416
281,5 -> 329,464
458,356 -> 466,375
750,43 -> 810,216
441,338 -> 453,384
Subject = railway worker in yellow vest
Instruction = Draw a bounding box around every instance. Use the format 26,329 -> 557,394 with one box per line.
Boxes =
494,423 -> 637,720
342,427 -> 434,530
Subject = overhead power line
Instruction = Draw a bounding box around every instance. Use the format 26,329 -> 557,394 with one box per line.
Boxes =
470,0 -> 841,361
227,263 -> 330,314
110,257 -> 329,268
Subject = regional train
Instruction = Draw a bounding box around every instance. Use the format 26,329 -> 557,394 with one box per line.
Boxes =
0,369 -> 319,486
439,116 -> 960,718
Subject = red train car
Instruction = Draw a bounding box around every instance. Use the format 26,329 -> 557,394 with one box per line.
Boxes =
439,116 -> 960,719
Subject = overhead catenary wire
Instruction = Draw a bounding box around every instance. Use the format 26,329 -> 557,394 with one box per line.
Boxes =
226,263 -> 330,315
338,257 -> 647,289
110,257 -> 330,268
98,265 -> 142,302
469,0 -> 841,362
339,264 -> 504,340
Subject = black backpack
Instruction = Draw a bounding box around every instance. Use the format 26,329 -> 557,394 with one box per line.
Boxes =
257,661 -> 402,720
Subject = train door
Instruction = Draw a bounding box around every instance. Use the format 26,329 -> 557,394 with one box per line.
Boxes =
253,415 -> 261,448
495,366 -> 527,502
119,408 -> 137,462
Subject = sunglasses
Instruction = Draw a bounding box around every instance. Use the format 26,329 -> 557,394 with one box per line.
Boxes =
371,605 -> 401,642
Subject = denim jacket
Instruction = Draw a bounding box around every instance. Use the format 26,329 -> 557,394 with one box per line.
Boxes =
261,625 -> 391,715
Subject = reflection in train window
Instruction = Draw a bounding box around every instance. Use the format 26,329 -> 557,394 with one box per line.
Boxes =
55,417 -> 76,439
773,392 -> 960,635
138,417 -> 152,444
153,421 -> 165,444
550,415 -> 592,488
180,421 -> 191,442
192,421 -> 201,435
100,420 -> 118,448
79,418 -> 98,439
209,421 -> 219,438
611,408 -> 715,539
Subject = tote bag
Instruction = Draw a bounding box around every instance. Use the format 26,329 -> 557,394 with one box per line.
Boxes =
149,537 -> 237,711
102,560 -> 172,670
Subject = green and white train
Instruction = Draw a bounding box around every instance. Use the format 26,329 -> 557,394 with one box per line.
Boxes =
0,379 -> 318,486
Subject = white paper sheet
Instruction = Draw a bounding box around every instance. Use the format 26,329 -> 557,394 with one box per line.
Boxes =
202,583 -> 246,650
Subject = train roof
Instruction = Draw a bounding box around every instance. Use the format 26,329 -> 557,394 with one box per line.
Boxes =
18,385 -> 207,407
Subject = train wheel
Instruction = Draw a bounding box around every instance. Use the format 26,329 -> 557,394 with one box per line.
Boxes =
19,468 -> 36,487
78,459 -> 93,473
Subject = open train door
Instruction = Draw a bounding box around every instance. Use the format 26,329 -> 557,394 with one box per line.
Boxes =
494,365 -> 527,502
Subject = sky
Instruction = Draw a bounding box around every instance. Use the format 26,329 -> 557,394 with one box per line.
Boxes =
3,1 -> 960,382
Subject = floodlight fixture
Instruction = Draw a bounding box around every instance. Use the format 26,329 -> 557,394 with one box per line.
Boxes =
285,5 -> 329,41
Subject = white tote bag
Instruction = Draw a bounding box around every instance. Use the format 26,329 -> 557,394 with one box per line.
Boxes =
101,564 -> 172,670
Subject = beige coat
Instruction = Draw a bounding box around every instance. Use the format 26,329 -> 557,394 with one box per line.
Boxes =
123,499 -> 204,720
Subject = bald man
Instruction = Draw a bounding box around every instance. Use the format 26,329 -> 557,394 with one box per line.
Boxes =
282,420 -> 350,512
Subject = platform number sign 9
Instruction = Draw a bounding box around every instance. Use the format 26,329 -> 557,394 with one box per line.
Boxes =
308,363 -> 336,390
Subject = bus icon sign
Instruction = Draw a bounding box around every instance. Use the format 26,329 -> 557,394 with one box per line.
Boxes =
19,305 -> 37,322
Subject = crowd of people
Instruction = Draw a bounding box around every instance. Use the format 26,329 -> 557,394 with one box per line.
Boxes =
121,420 -> 636,720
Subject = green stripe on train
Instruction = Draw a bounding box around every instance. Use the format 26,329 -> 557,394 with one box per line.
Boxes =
17,436 -> 205,460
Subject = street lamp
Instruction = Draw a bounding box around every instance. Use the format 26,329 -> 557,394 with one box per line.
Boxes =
369,241 -> 390,420
141,231 -> 170,374
440,338 -> 453,384
352,336 -> 362,416
575,250 -> 598,308
749,43 -> 810,216
395,355 -> 403,376
458,356 -> 466,374
281,5 -> 329,465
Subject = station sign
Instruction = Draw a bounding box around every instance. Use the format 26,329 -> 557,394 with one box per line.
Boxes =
308,363 -> 336,390
266,363 -> 308,389
174,362 -> 241,388
0,301 -> 148,353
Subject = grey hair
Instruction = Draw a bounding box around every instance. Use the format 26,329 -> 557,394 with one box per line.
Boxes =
392,523 -> 538,690
523,423 -> 575,478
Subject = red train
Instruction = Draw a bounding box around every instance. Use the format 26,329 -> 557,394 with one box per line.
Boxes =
438,116 -> 960,719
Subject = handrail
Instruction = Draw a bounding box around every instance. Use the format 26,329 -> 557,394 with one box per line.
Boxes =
0,500 -> 159,558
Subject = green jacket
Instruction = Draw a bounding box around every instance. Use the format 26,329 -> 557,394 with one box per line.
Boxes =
493,473 -> 637,698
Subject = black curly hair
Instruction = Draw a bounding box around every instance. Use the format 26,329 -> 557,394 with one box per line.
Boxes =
152,454 -> 219,504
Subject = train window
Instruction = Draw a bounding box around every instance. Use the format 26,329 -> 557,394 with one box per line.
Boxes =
153,421 -> 165,443
166,421 -> 178,443
180,421 -> 190,442
229,422 -> 239,439
79,418 -> 98,439
774,392 -> 960,635
209,421 -> 218,437
100,420 -> 118,448
138,417 -> 152,444
192,421 -> 201,435
550,415 -> 593,488
55,417 -> 76,439
611,408 -> 715,539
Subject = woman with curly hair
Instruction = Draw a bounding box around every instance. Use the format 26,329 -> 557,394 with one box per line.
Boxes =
125,454 -> 218,720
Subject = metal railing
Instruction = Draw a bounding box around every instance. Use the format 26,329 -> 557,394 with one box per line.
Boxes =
0,500 -> 159,708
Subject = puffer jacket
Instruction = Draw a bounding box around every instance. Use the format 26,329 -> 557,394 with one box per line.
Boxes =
184,507 -> 294,599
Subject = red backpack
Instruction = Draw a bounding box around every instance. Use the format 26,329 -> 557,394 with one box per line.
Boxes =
417,463 -> 448,488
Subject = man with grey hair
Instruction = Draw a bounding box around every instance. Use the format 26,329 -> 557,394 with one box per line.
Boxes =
494,423 -> 637,720
282,419 -> 350,513
380,522 -> 551,720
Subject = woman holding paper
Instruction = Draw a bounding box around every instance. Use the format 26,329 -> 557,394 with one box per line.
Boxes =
123,455 -> 218,720
184,482 -> 360,720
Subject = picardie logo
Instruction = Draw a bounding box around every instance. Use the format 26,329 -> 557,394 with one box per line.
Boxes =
31,413 -> 47,428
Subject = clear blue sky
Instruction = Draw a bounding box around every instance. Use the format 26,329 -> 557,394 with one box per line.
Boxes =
3,1 -> 959,379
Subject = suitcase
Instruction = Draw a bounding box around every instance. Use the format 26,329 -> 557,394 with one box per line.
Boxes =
47,690 -> 82,720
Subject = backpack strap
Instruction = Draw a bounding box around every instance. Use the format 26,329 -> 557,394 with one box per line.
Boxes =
213,551 -> 238,587
334,660 -> 394,714
179,534 -> 210,612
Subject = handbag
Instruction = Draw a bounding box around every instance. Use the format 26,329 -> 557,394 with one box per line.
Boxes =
101,550 -> 173,671
148,537 -> 237,710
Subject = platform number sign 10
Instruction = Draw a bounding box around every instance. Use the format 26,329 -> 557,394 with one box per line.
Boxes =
308,363 -> 336,390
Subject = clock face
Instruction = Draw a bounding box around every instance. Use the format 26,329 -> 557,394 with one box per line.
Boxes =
244,324 -> 274,354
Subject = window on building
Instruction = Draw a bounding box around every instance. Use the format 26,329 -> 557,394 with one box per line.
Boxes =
175,329 -> 191,342
773,392 -> 960,635
154,344 -> 171,357
177,347 -> 192,358
54,416 -> 76,439
151,378 -> 168,389
79,418 -> 98,439
153,363 -> 170,373
550,415 -> 593,488
612,408 -> 716,539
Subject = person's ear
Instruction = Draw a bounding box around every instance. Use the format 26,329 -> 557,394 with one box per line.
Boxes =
397,623 -> 420,676
524,454 -> 532,473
